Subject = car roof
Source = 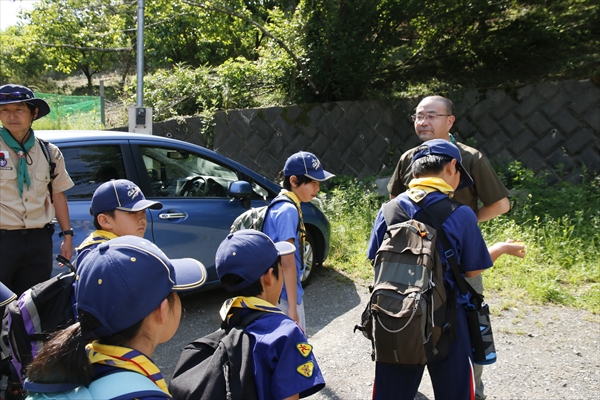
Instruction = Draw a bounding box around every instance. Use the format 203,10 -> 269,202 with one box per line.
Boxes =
37,130 -> 174,143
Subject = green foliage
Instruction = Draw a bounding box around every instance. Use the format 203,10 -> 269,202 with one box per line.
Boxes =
23,0 -> 132,88
4,0 -> 599,110
319,177 -> 384,281
144,0 -> 259,69
495,161 -> 600,226
297,0 -> 418,102
322,170 -> 600,313
0,25 -> 52,87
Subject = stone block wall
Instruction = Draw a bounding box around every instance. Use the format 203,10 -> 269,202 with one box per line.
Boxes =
146,79 -> 600,184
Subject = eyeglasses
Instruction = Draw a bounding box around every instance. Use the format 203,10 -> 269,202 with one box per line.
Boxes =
0,92 -> 33,101
410,113 -> 452,122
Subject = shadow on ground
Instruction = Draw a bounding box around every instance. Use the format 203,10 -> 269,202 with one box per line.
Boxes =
153,266 -> 363,382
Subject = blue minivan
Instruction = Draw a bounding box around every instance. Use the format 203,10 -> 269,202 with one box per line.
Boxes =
38,131 -> 330,290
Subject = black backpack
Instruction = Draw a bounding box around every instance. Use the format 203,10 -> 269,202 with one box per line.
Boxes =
355,197 -> 460,365
169,310 -> 265,400
1,255 -> 77,382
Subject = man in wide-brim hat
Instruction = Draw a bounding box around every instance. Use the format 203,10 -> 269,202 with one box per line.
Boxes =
0,84 -> 74,298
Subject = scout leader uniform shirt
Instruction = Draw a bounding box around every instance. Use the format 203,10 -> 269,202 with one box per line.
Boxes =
387,140 -> 509,213
0,133 -> 73,230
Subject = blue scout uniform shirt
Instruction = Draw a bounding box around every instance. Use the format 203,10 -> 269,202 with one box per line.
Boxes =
367,191 -> 492,306
244,312 -> 325,399
263,201 -> 304,305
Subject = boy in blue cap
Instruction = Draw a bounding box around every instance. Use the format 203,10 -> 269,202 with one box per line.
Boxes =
367,139 -> 492,400
75,179 -> 162,266
263,151 -> 334,331
215,229 -> 325,399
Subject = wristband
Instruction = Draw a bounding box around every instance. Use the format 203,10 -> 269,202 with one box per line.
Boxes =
58,229 -> 74,237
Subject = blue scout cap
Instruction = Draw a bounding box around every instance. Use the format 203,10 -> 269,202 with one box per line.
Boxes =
215,230 -> 296,292
0,282 -> 16,307
413,139 -> 475,190
75,236 -> 207,337
0,84 -> 51,120
283,151 -> 335,182
90,179 -> 162,216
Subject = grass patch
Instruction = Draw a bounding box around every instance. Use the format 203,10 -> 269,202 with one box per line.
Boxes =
321,165 -> 600,314
319,177 -> 384,284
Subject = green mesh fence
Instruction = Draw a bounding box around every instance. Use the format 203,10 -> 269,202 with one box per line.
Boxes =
32,93 -> 103,130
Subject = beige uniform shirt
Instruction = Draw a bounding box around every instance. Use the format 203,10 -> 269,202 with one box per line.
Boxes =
0,136 -> 74,230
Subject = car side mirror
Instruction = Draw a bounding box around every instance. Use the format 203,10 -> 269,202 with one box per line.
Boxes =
229,180 -> 252,197
229,181 -> 253,209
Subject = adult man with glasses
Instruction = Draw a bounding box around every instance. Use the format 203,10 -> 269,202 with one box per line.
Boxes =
387,95 -> 510,400
0,84 -> 74,297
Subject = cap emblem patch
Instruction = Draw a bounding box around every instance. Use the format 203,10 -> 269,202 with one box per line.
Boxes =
127,184 -> 142,200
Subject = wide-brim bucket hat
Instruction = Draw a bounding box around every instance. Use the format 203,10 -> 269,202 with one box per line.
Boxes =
0,84 -> 51,120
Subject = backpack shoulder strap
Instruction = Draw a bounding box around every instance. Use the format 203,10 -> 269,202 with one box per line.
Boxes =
381,198 -> 410,227
418,198 -> 481,301
36,137 -> 57,202
88,370 -> 169,399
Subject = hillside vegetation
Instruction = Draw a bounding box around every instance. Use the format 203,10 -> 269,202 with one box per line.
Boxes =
1,0 -> 598,127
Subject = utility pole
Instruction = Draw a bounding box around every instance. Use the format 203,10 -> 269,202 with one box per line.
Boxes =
129,0 -> 153,134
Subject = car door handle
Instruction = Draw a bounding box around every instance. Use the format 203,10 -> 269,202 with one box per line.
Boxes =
158,212 -> 187,220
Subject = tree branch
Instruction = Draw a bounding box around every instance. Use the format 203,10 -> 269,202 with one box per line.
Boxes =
39,43 -> 132,52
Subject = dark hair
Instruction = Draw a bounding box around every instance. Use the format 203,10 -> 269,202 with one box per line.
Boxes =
412,155 -> 453,178
26,292 -> 177,386
220,257 -> 281,297
281,173 -> 313,191
24,102 -> 37,116
25,323 -> 93,385
92,209 -> 116,230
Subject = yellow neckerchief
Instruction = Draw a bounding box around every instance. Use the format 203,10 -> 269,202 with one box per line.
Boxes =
75,230 -> 118,252
220,296 -> 284,325
87,341 -> 170,395
406,177 -> 455,203
278,190 -> 306,259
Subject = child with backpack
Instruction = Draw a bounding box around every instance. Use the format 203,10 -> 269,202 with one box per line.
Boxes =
366,139 -> 494,400
75,179 -> 163,266
22,235 -> 207,399
169,229 -> 326,399
263,151 -> 334,331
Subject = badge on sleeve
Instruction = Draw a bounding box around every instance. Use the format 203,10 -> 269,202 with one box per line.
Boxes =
296,361 -> 315,378
296,342 -> 313,358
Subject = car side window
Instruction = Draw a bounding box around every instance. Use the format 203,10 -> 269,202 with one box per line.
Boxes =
61,146 -> 126,199
140,146 -> 239,198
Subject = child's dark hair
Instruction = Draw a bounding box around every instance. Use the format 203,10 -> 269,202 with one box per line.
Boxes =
412,155 -> 454,178
280,172 -> 313,191
220,257 -> 281,297
92,209 -> 116,230
26,292 -> 177,386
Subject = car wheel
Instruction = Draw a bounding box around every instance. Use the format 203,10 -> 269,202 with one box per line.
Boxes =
301,230 -> 317,285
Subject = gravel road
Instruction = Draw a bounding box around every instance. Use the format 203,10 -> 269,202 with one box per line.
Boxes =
155,269 -> 600,400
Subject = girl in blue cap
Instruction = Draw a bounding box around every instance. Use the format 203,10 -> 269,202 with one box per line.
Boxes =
23,236 -> 206,399
262,151 -> 334,331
